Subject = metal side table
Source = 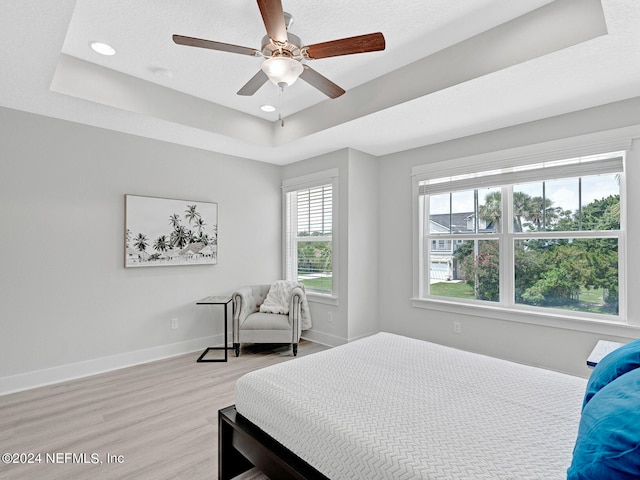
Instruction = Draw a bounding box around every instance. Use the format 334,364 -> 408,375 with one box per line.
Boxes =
196,295 -> 233,362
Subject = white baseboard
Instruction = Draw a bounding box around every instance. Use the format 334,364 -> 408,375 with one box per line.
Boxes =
301,330 -> 347,347
301,330 -> 380,347
1,330 -> 370,396
347,331 -> 380,342
0,335 -> 220,396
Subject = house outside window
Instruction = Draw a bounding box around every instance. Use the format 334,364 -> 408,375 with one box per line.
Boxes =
416,151 -> 625,321
283,170 -> 338,298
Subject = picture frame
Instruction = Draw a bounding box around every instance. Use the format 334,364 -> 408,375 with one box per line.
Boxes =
125,194 -> 218,267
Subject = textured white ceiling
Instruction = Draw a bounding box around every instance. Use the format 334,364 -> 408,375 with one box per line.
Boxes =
2,0 -> 640,165
60,0 -> 549,118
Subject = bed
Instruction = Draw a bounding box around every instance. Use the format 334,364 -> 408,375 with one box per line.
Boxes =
218,333 -> 638,479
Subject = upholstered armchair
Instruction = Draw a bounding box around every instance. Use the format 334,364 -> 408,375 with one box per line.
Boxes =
232,283 -> 306,357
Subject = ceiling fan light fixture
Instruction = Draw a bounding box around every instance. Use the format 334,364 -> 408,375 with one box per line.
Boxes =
261,56 -> 303,87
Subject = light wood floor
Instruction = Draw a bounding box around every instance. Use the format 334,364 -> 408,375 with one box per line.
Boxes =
0,341 -> 327,480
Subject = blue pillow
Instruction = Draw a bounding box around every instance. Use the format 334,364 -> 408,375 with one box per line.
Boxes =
583,338 -> 640,410
567,367 -> 640,480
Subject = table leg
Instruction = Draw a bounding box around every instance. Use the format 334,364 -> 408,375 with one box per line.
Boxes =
196,301 -> 230,363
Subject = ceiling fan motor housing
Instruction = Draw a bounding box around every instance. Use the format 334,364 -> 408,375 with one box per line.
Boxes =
261,33 -> 303,59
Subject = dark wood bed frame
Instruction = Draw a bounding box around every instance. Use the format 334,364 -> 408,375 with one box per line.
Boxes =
218,405 -> 330,480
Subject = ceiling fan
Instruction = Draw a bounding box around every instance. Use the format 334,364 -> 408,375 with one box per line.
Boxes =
172,0 -> 385,99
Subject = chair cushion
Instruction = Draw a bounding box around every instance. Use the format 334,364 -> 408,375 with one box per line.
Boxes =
242,312 -> 291,331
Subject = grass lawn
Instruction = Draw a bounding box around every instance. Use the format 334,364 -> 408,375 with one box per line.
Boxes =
579,288 -> 604,304
557,288 -> 616,315
430,281 -> 475,299
299,277 -> 332,293
429,283 -> 616,315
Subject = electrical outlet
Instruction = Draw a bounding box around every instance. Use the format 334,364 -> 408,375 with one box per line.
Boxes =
327,312 -> 333,323
453,321 -> 462,334
171,318 -> 179,330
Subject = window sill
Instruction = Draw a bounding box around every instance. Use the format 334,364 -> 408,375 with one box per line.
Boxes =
307,292 -> 339,306
411,297 -> 640,338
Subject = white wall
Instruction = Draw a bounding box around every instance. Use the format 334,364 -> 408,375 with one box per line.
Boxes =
377,97 -> 640,378
0,107 -> 282,394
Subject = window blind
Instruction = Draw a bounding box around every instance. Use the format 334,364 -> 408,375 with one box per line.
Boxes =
285,183 -> 334,294
296,185 -> 332,235
419,153 -> 624,196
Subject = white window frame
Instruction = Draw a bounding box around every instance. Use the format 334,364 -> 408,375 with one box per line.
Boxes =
283,169 -> 339,304
411,139 -> 637,336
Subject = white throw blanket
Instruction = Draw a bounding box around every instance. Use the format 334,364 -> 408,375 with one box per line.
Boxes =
260,280 -> 312,330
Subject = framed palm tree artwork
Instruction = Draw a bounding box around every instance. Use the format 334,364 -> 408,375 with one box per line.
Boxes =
125,195 -> 218,267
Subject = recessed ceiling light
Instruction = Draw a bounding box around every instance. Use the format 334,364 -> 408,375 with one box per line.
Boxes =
260,104 -> 276,113
90,42 -> 116,56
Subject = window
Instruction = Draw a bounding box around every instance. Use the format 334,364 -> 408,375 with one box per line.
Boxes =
284,171 -> 337,297
417,151 -> 625,321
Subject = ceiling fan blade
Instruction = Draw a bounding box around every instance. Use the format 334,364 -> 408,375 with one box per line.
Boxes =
304,32 -> 385,59
237,70 -> 269,96
299,66 -> 345,99
257,0 -> 288,44
173,34 -> 259,56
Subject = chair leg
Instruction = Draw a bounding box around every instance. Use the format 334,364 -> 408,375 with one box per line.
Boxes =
293,343 -> 298,356
234,343 -> 240,357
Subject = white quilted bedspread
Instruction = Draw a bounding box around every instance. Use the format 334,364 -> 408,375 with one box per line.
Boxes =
235,332 -> 587,480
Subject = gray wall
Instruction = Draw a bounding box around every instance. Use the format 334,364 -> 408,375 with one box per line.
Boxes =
346,149 -> 379,341
3,96 -> 640,393
377,98 -> 640,378
282,149 -> 350,346
281,148 -> 379,346
0,107 -> 282,393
